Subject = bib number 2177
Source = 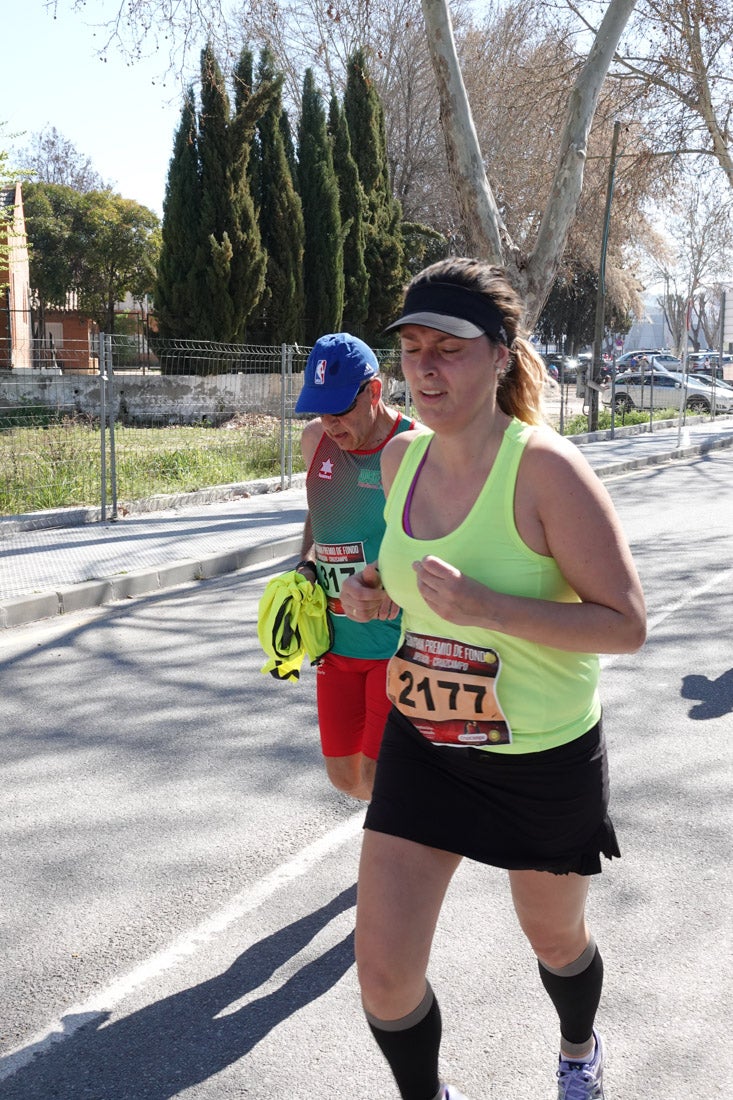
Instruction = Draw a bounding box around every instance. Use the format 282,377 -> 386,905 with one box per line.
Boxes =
387,631 -> 512,746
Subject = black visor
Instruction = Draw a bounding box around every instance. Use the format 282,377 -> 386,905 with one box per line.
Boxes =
384,282 -> 507,342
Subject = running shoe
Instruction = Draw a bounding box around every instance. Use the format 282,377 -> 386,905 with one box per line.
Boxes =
442,1087 -> 471,1100
556,1030 -> 605,1099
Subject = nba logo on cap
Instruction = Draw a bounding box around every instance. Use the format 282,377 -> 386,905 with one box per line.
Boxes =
315,359 -> 327,385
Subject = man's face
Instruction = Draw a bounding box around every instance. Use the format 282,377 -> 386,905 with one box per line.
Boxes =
319,379 -> 380,450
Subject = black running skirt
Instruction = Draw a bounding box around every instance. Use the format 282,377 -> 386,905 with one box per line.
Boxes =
364,707 -> 620,875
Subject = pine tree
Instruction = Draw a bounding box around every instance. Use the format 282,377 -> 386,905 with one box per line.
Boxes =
297,68 -> 344,344
155,89 -> 202,340
344,49 -> 405,344
248,48 -> 305,345
329,94 -> 369,336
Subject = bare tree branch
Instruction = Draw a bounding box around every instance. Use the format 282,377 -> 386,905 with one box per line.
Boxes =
421,0 -> 638,324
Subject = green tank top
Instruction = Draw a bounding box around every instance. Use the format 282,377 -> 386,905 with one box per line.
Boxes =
306,413 -> 414,658
379,418 -> 601,754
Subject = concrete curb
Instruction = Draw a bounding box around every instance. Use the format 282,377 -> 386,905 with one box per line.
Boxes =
590,430 -> 733,479
0,535 -> 300,630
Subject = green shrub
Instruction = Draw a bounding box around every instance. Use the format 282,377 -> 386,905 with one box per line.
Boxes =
562,408 -> 678,436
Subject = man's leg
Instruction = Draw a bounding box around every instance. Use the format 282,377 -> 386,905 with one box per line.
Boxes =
324,753 -> 374,800
318,654 -> 390,800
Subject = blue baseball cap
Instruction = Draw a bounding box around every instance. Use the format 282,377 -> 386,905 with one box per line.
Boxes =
295,333 -> 379,415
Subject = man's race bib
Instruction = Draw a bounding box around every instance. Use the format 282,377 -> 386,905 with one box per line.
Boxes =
315,541 -> 366,616
387,630 -> 512,746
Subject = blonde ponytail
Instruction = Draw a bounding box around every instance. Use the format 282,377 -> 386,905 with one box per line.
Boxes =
497,336 -> 546,426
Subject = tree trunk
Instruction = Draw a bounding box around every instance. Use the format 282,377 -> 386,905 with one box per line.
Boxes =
419,0 -> 508,265
420,0 -> 639,328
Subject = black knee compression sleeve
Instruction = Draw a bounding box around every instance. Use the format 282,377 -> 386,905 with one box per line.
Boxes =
365,982 -> 442,1100
537,939 -> 604,1047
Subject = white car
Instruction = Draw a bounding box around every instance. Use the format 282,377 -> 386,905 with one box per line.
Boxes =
602,369 -> 733,414
647,354 -> 683,372
615,349 -> 668,367
690,373 -> 733,393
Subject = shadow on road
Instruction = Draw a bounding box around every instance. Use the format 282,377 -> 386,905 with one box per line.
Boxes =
681,667 -> 733,719
0,883 -> 356,1098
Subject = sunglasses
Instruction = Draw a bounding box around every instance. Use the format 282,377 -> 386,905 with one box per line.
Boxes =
332,380 -> 371,417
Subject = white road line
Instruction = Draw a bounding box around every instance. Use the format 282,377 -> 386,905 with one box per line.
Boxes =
600,566 -> 732,669
0,810 -> 364,1081
643,566 -> 733,634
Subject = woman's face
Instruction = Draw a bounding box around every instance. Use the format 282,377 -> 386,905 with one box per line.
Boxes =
399,324 -> 507,430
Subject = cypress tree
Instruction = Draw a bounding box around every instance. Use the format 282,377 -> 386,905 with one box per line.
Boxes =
329,94 -> 369,336
248,48 -> 305,345
297,68 -> 344,344
195,43 -> 273,342
234,48 -> 260,208
155,89 -> 202,340
196,43 -> 237,339
227,46 -> 277,342
344,49 -> 405,344
232,48 -> 254,114
280,111 -> 297,181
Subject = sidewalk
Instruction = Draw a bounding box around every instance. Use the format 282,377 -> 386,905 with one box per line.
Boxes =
2,417 -> 732,629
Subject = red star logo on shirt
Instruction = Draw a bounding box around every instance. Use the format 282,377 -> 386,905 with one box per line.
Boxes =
318,458 -> 334,480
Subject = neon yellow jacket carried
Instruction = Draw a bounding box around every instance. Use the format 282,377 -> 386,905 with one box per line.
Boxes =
257,570 -> 333,682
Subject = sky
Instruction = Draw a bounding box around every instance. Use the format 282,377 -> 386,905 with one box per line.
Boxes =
3,0 -> 189,217
4,1 -> 494,221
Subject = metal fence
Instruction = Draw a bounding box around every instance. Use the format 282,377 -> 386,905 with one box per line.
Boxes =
0,335 -> 402,520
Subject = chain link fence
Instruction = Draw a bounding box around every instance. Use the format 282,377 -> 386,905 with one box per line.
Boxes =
0,334 -> 403,520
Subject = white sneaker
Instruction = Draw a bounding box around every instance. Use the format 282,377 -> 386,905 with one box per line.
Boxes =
443,1087 -> 471,1100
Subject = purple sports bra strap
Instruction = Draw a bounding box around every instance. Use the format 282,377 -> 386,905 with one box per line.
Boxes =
402,442 -> 431,536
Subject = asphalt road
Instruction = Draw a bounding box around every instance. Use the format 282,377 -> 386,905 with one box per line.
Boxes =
1,450 -> 731,1099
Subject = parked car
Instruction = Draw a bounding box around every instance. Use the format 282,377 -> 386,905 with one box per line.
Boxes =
602,369 -> 733,414
615,349 -> 670,369
540,356 -> 559,381
688,373 -> 733,393
647,354 -> 683,372
687,353 -> 732,380
687,352 -> 720,367
541,354 -> 578,382
622,353 -> 683,373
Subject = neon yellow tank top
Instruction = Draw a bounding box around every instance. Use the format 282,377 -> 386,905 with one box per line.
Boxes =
379,418 -> 601,754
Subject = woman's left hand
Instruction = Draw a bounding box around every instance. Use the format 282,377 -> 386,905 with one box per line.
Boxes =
412,555 -> 489,626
